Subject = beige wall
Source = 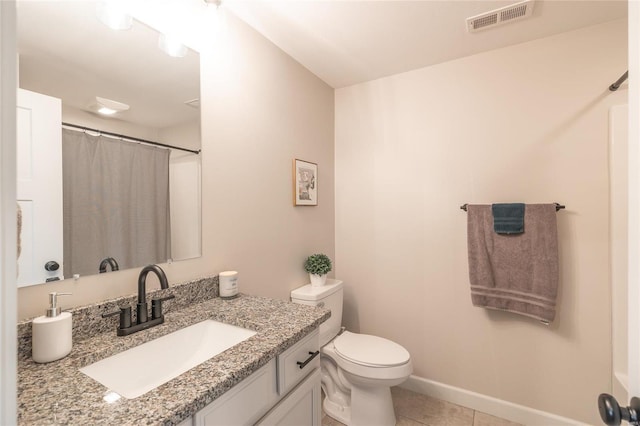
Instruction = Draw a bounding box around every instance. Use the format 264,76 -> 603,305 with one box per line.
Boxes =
159,119 -> 200,151
18,13 -> 335,319
335,20 -> 626,424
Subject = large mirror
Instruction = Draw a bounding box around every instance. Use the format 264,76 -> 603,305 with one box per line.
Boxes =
16,1 -> 201,287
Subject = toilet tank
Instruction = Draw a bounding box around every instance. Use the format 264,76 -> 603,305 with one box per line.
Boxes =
291,279 -> 343,347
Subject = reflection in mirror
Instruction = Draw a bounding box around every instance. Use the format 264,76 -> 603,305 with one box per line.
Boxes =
16,1 -> 202,287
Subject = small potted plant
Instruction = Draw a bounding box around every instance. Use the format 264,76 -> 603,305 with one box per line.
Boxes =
304,253 -> 332,287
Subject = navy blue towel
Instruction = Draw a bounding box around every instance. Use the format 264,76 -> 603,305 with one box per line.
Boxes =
492,203 -> 525,234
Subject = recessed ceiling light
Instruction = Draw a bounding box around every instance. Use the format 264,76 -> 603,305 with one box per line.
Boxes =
95,96 -> 130,116
96,2 -> 133,31
98,107 -> 117,115
184,98 -> 200,109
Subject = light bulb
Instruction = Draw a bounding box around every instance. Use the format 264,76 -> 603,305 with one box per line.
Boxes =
158,33 -> 188,58
97,107 -> 117,115
96,1 -> 133,31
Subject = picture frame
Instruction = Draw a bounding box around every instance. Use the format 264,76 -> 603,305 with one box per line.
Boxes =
293,159 -> 318,206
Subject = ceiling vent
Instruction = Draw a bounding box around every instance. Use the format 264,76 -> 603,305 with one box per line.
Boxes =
184,98 -> 200,109
466,0 -> 535,33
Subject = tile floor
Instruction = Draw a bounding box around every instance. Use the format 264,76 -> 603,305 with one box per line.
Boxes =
321,387 -> 522,426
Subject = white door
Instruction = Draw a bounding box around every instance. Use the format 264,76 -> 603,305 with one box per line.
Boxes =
16,88 -> 63,286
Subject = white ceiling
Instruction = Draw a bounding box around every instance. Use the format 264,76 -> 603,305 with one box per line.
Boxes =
15,0 -> 628,123
226,0 -> 628,88
16,0 -> 201,131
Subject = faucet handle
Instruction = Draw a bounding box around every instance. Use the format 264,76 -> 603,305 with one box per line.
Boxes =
151,295 -> 175,320
102,306 -> 132,330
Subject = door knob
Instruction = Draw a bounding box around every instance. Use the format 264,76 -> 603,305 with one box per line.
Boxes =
598,393 -> 640,425
44,261 -> 59,271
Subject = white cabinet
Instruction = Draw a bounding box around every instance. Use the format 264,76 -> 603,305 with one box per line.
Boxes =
176,417 -> 193,426
194,359 -> 278,426
277,329 -> 320,396
191,328 -> 321,426
256,369 -> 321,426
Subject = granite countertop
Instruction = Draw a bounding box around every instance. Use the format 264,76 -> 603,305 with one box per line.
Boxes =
18,294 -> 330,425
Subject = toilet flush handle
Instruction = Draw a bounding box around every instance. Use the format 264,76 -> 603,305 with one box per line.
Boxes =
297,351 -> 320,369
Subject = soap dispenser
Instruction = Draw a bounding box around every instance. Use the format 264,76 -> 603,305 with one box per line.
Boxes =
32,292 -> 72,363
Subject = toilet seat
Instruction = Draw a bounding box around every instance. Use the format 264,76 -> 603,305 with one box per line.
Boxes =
333,331 -> 410,368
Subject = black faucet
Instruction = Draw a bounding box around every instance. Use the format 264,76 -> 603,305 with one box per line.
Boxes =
102,264 -> 174,336
136,264 -> 169,324
98,257 -> 119,273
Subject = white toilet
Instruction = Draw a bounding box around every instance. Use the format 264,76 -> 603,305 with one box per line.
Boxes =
291,279 -> 412,426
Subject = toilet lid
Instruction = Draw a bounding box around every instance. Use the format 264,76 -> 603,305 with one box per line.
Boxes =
333,332 -> 410,367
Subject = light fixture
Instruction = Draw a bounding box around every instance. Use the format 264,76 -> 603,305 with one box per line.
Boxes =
203,0 -> 228,41
158,33 -> 188,58
96,2 -> 133,31
95,96 -> 130,116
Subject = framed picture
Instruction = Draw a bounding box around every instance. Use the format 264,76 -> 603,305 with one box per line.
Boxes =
293,159 -> 318,206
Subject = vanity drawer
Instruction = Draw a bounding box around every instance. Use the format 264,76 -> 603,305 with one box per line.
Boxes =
277,328 -> 319,395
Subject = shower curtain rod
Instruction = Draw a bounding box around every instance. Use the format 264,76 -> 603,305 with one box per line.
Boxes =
609,71 -> 628,92
61,122 -> 201,155
460,203 -> 565,212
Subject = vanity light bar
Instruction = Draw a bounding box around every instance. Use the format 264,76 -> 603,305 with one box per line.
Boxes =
158,33 -> 188,58
96,2 -> 133,31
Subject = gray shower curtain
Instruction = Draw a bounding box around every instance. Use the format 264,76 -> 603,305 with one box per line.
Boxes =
62,128 -> 171,277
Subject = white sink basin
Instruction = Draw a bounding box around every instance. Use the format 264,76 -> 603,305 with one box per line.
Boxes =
80,319 -> 256,399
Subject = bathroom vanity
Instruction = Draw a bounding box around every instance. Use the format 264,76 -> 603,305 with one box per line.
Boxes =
16,277 -> 329,425
191,329 -> 321,426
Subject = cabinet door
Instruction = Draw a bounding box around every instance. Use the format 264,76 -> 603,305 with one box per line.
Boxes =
194,359 -> 277,426
257,368 -> 321,426
176,416 -> 192,426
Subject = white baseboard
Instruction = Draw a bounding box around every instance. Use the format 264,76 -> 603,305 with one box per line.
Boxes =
399,375 -> 587,426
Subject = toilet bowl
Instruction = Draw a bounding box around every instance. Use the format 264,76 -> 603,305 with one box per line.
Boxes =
291,280 -> 412,426
322,332 -> 412,425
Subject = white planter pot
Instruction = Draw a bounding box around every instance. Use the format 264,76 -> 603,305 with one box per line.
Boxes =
309,273 -> 327,287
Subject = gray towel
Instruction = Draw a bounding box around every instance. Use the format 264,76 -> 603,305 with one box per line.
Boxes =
467,204 -> 559,323
492,203 -> 525,234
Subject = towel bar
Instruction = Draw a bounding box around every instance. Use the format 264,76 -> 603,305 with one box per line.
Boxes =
460,203 -> 565,212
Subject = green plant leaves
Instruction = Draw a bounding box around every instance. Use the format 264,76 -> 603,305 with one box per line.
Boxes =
304,254 -> 332,275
